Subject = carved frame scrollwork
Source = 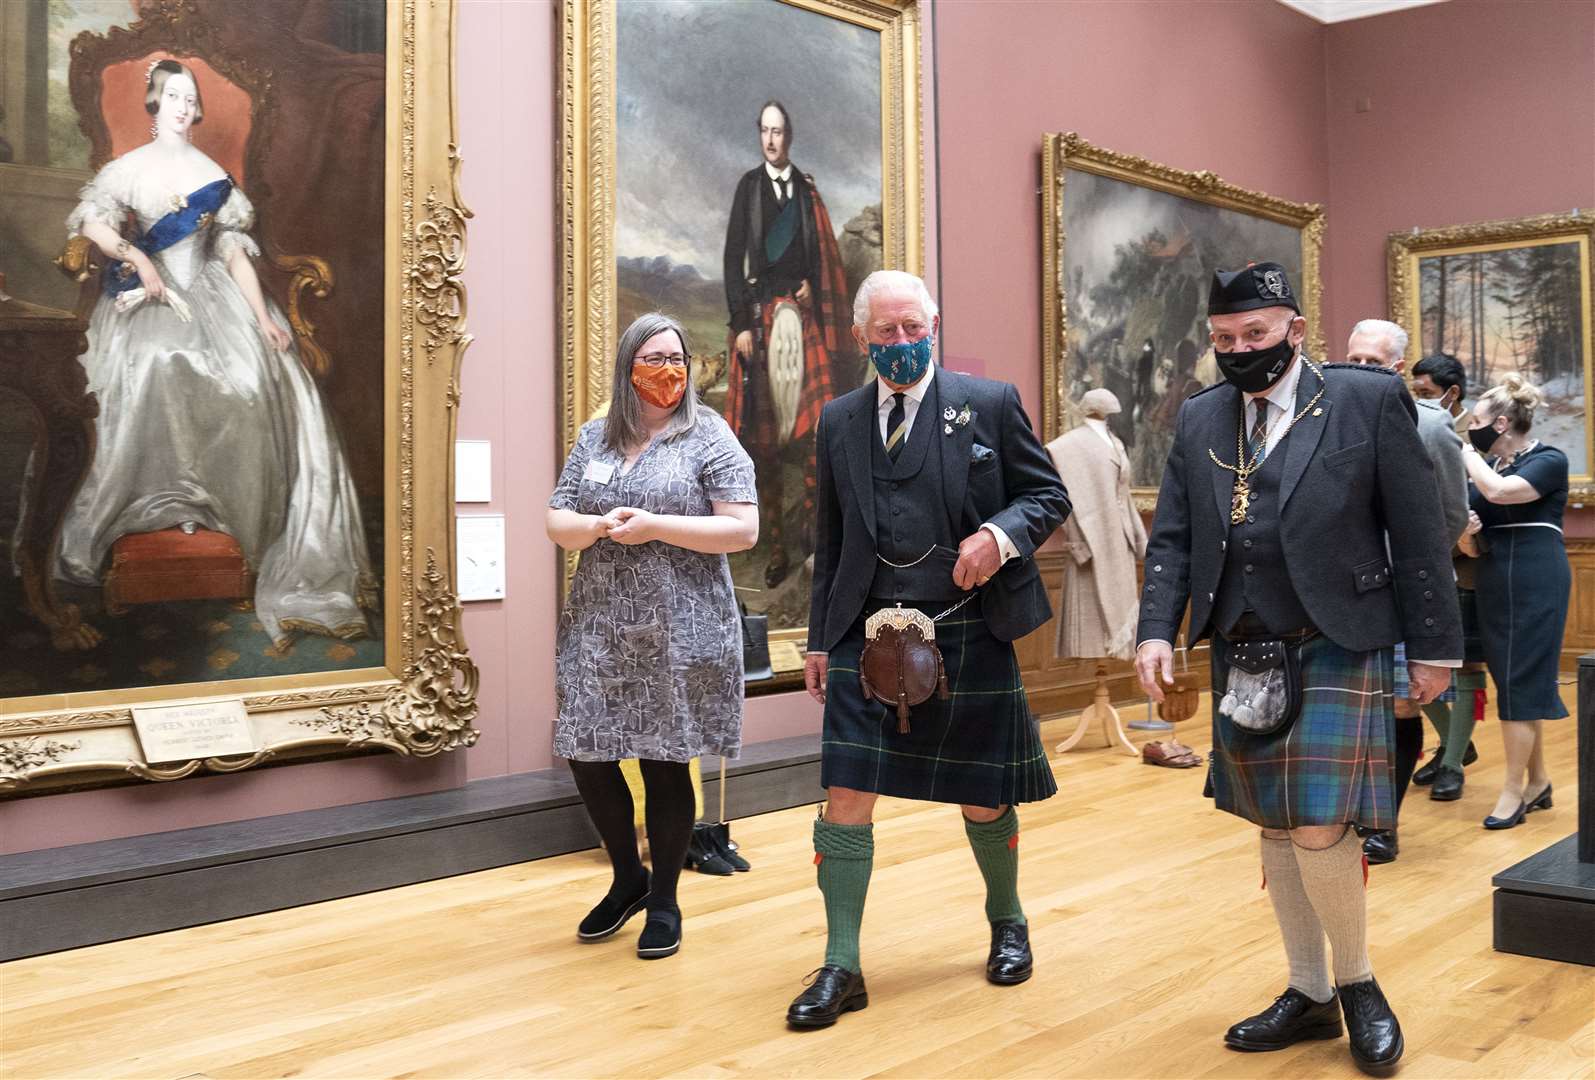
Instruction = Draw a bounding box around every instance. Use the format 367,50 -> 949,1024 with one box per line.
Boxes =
1387,211 -> 1595,496
0,0 -> 479,796
1041,132 -> 1327,510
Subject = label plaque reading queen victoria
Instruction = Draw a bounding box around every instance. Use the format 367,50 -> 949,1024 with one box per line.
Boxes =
131,700 -> 257,764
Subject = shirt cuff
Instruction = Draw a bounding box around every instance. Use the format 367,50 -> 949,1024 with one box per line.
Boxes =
1137,639 -> 1173,652
1406,657 -> 1462,667
981,522 -> 1019,564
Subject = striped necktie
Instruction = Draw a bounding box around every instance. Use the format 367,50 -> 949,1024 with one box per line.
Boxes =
884,392 -> 907,460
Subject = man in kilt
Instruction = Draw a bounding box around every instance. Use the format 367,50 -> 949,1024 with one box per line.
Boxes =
787,270 -> 1069,1028
1135,264 -> 1461,1070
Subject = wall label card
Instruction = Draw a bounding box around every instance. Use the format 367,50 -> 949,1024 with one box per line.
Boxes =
457,514 -> 507,601
768,641 -> 805,674
456,440 -> 492,503
131,699 -> 257,764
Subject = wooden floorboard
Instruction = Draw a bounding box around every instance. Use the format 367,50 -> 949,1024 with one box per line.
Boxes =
2,686 -> 1590,1079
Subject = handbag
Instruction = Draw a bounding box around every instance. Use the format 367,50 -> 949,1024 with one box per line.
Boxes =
1217,634 -> 1311,735
740,602 -> 772,683
858,601 -> 965,734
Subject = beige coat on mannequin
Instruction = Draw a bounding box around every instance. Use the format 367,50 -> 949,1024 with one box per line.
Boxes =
1045,422 -> 1147,660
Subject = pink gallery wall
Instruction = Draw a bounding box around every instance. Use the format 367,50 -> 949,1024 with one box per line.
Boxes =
931,0 -> 1330,408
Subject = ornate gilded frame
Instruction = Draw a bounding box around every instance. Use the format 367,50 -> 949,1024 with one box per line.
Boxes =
1041,132 -> 1326,504
0,0 -> 478,796
1388,211 -> 1595,494
558,0 -> 923,667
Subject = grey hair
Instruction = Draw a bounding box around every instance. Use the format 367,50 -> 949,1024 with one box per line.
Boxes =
604,312 -> 699,452
852,269 -> 940,328
1350,318 -> 1409,363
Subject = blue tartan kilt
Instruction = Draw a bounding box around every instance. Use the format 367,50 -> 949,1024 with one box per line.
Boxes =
1207,634 -> 1396,830
1392,642 -> 1457,702
821,602 -> 1058,808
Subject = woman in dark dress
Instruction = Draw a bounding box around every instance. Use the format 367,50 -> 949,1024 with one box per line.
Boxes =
1461,374 -> 1569,830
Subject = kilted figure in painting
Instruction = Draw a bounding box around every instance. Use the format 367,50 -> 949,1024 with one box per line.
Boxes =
788,270 -> 1069,1029
1135,264 -> 1463,1070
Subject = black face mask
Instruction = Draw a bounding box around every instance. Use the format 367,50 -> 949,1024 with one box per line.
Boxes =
1214,327 -> 1297,394
1469,422 -> 1502,455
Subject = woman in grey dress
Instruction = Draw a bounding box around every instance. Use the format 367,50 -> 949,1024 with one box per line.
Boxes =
547,312 -> 758,959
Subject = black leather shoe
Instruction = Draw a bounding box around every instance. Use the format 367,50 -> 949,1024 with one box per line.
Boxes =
1429,765 -> 1464,801
1361,829 -> 1398,865
685,823 -> 735,875
576,872 -> 650,942
1462,740 -> 1479,766
787,965 -> 868,1028
986,920 -> 1033,985
1224,987 -> 1342,1051
1412,751 -> 1445,786
706,822 -> 751,871
1525,782 -> 1553,812
636,903 -> 681,959
1483,802 -> 1526,829
1339,977 -> 1403,1068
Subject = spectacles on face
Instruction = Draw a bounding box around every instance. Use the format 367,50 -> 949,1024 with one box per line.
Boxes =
635,353 -> 689,368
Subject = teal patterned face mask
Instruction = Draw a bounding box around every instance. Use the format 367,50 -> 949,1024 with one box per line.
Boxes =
869,333 -> 934,384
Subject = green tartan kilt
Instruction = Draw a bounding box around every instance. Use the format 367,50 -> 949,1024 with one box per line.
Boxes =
821,603 -> 1058,808
1206,634 -> 1397,830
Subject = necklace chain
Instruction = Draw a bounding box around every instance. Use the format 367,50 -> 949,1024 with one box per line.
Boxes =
1207,359 -> 1327,525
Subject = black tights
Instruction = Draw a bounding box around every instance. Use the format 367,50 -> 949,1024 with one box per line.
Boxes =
567,758 -> 696,911
1392,714 -> 1423,813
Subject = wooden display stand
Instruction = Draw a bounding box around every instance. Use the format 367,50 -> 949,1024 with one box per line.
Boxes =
1056,662 -> 1138,756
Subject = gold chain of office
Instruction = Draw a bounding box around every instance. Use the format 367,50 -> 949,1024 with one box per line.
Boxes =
1207,359 -> 1327,525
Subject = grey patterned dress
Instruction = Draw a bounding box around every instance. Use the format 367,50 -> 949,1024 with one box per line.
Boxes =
550,412 -> 757,762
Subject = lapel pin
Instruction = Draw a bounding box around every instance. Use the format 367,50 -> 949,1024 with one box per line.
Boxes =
944,423 -> 953,435
1312,407 -> 1323,416
943,406 -> 956,421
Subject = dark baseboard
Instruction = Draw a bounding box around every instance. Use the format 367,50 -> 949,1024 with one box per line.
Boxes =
0,736 -> 823,961
1492,833 -> 1595,967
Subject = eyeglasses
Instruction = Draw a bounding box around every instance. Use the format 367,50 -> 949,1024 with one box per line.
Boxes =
635,353 -> 689,368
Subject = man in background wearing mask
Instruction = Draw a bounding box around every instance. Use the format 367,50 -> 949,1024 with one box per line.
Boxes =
1344,321 -> 1469,861
787,270 -> 1067,1029
1135,264 -> 1461,1070
1407,352 -> 1488,799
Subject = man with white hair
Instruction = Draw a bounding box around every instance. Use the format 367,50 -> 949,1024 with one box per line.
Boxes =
788,270 -> 1068,1029
1345,319 -> 1470,861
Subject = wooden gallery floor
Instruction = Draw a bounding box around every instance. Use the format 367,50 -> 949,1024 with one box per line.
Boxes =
2,688 -> 1591,1080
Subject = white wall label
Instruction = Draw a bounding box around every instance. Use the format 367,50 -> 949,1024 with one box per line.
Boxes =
131,699 -> 256,764
457,514 -> 506,601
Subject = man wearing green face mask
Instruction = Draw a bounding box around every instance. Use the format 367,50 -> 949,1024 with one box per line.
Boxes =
1135,263 -> 1462,1070
787,270 -> 1068,1029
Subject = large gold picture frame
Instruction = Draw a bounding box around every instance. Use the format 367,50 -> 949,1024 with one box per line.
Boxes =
1388,212 -> 1594,494
558,0 -> 923,679
1041,132 -> 1325,506
0,0 -> 478,796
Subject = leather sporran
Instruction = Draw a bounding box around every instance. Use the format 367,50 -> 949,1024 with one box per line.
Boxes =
859,605 -> 950,734
1217,636 -> 1308,736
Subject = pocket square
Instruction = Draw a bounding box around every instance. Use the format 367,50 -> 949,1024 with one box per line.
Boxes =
971,443 -> 996,464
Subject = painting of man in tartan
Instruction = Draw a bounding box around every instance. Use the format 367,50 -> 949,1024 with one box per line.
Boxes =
1136,263 -> 1463,1071
787,270 -> 1069,1031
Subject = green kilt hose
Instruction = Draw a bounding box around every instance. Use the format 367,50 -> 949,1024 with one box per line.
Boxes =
1207,634 -> 1397,831
822,600 -> 1058,808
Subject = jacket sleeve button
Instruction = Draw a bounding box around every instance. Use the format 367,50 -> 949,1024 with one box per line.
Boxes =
1425,617 -> 1436,627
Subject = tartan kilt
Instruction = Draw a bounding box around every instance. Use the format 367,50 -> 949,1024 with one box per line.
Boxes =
1206,634 -> 1396,830
821,603 -> 1058,808
1392,641 -> 1456,702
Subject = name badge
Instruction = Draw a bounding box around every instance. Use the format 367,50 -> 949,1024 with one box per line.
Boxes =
583,460 -> 615,485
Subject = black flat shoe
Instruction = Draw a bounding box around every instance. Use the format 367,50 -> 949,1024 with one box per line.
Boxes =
1462,740 -> 1479,766
1525,782 -> 1553,812
1361,829 -> 1397,865
1412,751 -> 1444,786
1483,802 -> 1526,830
1429,765 -> 1464,801
1224,987 -> 1342,1051
787,965 -> 868,1028
706,822 -> 751,871
986,920 -> 1033,985
1340,977 -> 1403,1068
636,903 -> 681,959
576,873 -> 650,942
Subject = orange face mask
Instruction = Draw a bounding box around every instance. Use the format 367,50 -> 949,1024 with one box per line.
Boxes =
631,362 -> 688,409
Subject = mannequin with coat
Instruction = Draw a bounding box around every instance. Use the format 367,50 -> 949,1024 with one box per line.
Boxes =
1045,389 -> 1147,661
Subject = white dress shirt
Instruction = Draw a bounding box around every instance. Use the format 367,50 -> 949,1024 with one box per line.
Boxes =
875,364 -> 1019,565
765,161 -> 794,203
1243,353 -> 1303,459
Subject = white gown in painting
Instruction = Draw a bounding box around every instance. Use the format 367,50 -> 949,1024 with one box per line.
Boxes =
57,144 -> 375,645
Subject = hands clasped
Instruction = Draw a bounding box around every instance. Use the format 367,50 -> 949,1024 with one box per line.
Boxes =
598,506 -> 658,545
